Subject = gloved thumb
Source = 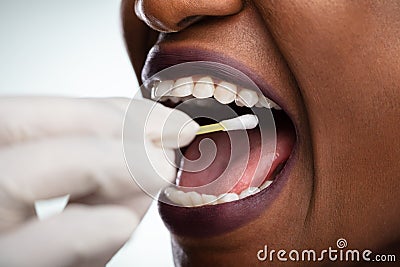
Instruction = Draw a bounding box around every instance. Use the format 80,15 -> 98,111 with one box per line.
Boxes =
144,102 -> 199,149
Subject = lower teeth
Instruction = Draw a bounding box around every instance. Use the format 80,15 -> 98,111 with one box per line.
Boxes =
164,179 -> 274,207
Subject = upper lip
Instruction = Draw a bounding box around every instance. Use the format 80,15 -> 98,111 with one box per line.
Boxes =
143,44 -> 299,237
142,45 -> 290,114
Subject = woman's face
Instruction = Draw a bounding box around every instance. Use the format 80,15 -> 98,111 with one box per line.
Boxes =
122,0 -> 400,265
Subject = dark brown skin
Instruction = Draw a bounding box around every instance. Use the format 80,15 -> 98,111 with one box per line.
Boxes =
122,0 -> 400,266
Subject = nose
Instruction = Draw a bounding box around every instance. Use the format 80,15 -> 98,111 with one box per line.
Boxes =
135,0 -> 243,32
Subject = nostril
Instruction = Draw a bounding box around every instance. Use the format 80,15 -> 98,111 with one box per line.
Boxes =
136,0 -> 243,33
177,16 -> 205,29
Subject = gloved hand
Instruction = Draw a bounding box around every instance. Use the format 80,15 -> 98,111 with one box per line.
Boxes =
0,96 -> 198,267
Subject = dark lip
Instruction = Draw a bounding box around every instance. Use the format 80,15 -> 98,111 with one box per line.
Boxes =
143,45 -> 299,237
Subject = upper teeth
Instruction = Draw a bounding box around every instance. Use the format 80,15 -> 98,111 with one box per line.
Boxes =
151,76 -> 281,109
171,77 -> 193,97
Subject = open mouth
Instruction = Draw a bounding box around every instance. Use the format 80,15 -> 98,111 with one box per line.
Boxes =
144,59 -> 297,237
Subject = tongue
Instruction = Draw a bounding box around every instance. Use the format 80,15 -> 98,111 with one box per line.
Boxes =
177,112 -> 296,195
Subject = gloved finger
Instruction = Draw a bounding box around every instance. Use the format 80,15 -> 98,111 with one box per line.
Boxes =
124,98 -> 199,148
0,204 -> 138,267
0,137 -> 174,231
72,194 -> 152,222
0,97 -> 198,148
0,96 -> 130,146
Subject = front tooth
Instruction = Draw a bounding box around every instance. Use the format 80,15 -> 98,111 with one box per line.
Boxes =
166,189 -> 184,205
260,180 -> 273,190
258,95 -> 271,108
193,76 -> 214,98
164,187 -> 177,200
171,77 -> 194,97
235,98 -> 245,107
239,187 -> 260,199
214,81 -> 237,104
178,192 -> 194,207
218,193 -> 239,203
153,80 -> 174,98
187,191 -> 203,206
237,88 -> 259,107
258,94 -> 281,109
201,194 -> 218,205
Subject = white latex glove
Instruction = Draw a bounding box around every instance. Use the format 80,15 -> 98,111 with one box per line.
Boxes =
0,96 -> 198,267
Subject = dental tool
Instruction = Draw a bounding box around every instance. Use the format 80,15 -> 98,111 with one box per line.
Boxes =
196,114 -> 259,135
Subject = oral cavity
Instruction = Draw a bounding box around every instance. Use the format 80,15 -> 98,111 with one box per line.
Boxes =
151,75 -> 295,207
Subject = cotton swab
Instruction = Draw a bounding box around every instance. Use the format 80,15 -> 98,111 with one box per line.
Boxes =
196,114 -> 259,135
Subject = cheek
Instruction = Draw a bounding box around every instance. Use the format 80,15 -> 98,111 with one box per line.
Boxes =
121,0 -> 159,81
256,0 -> 400,168
256,0 -> 400,235
256,0 -> 400,108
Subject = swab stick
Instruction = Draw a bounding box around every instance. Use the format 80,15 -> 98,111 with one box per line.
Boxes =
196,114 -> 259,135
